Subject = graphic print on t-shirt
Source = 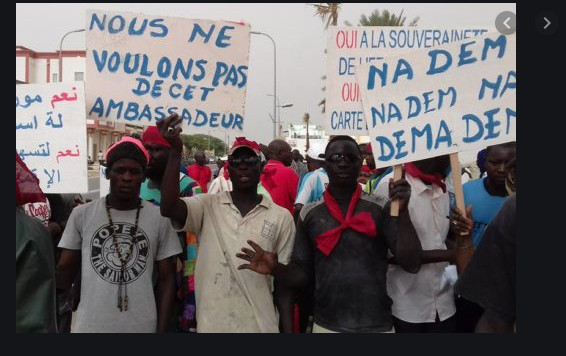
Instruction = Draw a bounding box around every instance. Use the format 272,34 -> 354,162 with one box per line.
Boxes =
90,223 -> 150,284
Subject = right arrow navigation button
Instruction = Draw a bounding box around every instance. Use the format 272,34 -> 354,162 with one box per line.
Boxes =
537,12 -> 559,35
543,17 -> 551,30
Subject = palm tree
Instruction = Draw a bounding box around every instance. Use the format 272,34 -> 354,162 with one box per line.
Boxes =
309,3 -> 342,114
358,9 -> 419,27
303,113 -> 311,151
308,3 -> 342,28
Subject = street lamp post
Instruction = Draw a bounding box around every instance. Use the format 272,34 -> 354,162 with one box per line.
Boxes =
251,30 -> 277,140
277,103 -> 293,137
266,94 -> 293,137
59,28 -> 85,82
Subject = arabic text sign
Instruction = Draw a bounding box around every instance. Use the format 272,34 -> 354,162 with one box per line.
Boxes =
16,82 -> 88,193
356,33 -> 516,168
326,27 -> 489,135
86,10 -> 250,133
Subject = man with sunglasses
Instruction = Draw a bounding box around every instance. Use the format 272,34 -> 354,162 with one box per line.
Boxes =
157,114 -> 295,333
236,135 -> 423,333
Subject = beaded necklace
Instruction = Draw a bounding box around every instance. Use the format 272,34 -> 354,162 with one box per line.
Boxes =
105,195 -> 142,312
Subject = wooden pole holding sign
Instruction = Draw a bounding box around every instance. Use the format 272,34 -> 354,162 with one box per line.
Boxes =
449,153 -> 465,212
389,165 -> 403,217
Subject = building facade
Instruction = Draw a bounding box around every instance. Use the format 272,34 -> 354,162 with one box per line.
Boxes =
281,124 -> 330,155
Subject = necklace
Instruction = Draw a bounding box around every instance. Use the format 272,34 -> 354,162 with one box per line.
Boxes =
105,195 -> 142,312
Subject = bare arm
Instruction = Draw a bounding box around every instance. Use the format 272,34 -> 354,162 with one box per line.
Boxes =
402,206 -> 474,267
420,249 -> 455,263
56,249 -> 80,291
156,114 -> 188,227
386,178 -> 422,274
156,256 -> 176,333
273,278 -> 295,333
450,206 -> 475,274
394,210 -> 422,273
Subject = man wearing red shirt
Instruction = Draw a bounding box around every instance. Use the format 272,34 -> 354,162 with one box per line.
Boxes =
260,139 -> 298,216
187,151 -> 212,193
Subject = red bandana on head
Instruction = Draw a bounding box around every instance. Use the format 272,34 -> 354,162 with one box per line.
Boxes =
142,126 -> 171,147
315,184 -> 377,256
231,137 -> 261,154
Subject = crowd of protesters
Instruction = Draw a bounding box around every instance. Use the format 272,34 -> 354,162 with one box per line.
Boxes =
17,112 -> 516,333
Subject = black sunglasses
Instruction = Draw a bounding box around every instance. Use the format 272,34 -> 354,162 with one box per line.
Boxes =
325,153 -> 361,164
228,156 -> 260,167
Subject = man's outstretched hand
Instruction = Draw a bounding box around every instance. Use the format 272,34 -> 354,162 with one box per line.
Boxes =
236,240 -> 278,275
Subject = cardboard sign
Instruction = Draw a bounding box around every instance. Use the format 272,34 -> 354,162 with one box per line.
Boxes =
356,33 -> 516,168
16,82 -> 88,193
86,10 -> 251,133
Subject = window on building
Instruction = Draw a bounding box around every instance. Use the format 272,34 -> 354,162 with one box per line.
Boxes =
74,72 -> 84,81
52,73 -> 58,82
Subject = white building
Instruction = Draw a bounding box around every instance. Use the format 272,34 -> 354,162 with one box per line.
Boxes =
16,46 -> 143,162
281,124 -> 330,155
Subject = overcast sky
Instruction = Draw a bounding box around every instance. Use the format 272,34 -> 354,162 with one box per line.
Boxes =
16,3 -> 516,145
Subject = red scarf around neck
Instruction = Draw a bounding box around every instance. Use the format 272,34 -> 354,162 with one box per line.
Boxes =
404,163 -> 446,192
315,184 -> 377,256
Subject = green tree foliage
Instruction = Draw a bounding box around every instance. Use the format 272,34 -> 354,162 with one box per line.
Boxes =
308,3 -> 342,28
356,9 -> 419,26
309,3 -> 343,114
181,134 -> 226,155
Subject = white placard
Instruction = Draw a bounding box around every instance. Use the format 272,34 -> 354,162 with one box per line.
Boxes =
86,10 -> 250,133
16,82 -> 88,193
326,27 -> 490,135
357,33 -> 516,168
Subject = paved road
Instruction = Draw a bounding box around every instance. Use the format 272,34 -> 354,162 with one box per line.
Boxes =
83,167 -> 101,202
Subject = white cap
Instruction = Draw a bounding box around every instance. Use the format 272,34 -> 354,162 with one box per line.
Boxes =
306,142 -> 326,161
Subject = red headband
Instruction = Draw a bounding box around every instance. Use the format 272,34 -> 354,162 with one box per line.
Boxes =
104,136 -> 150,163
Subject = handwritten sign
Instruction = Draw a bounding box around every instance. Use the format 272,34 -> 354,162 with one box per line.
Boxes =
16,82 -> 88,193
356,33 -> 516,168
86,10 -> 250,133
326,27 -> 489,135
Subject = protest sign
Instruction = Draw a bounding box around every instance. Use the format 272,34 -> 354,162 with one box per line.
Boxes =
16,82 -> 88,193
326,27 -> 489,135
356,32 -> 516,168
86,10 -> 250,133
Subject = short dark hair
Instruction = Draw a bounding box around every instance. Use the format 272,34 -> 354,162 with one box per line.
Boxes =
325,135 -> 361,156
486,142 -> 516,156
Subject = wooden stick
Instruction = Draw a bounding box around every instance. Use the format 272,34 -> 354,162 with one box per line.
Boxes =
449,153 -> 465,212
390,164 -> 403,217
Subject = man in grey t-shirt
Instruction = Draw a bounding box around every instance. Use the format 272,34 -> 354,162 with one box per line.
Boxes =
57,137 -> 181,333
